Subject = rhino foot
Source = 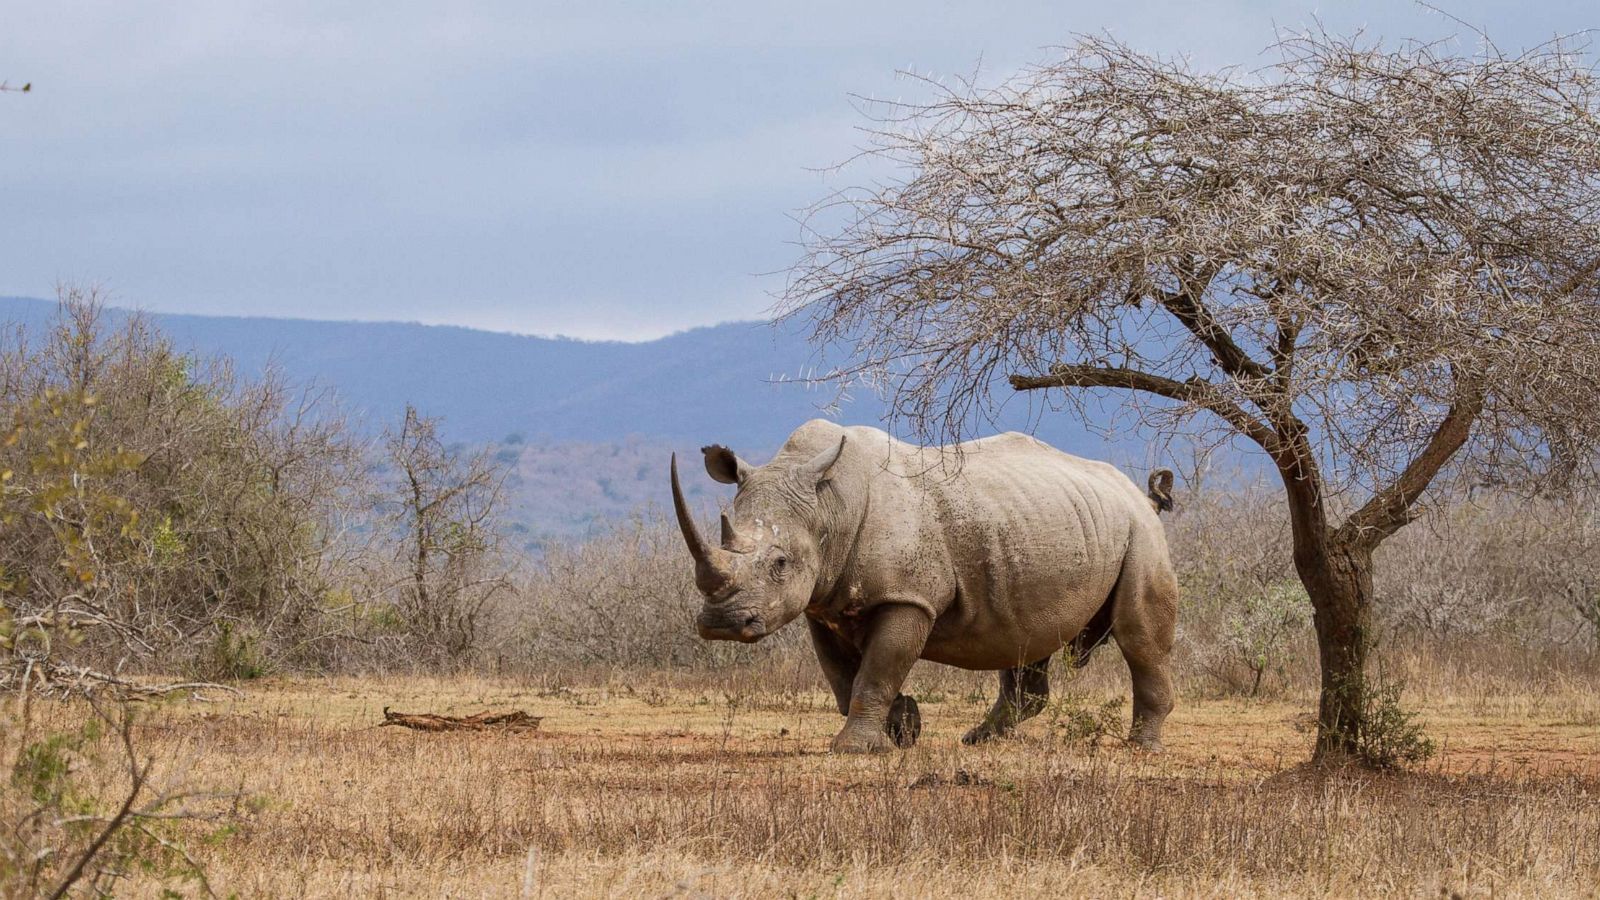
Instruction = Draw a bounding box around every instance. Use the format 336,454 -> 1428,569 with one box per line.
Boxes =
830,728 -> 894,754
960,724 -> 1003,746
885,695 -> 922,749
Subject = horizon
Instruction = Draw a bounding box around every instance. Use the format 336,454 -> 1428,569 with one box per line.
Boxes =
1,293 -> 777,345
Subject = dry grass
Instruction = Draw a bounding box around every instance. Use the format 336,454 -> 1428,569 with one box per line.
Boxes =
27,657 -> 1588,899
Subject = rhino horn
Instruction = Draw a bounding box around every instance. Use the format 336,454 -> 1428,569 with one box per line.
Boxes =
720,513 -> 755,554
671,454 -> 735,593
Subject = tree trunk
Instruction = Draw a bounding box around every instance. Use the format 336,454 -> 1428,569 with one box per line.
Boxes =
1277,435 -> 1376,763
1294,538 -> 1374,761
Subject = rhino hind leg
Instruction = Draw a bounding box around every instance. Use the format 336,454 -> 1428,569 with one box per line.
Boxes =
961,656 -> 1053,745
1110,535 -> 1179,752
1123,654 -> 1174,752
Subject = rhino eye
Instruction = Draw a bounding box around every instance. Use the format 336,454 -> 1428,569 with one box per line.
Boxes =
769,555 -> 790,581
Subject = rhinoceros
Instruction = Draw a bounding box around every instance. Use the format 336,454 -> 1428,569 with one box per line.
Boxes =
671,419 -> 1179,753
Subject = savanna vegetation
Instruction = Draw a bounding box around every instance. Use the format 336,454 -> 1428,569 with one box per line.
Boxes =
3,289 -> 1597,897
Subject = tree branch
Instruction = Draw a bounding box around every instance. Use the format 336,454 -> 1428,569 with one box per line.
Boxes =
1557,254 -> 1600,297
1336,382 -> 1486,549
1009,364 -> 1284,456
47,759 -> 148,900
1156,262 -> 1272,382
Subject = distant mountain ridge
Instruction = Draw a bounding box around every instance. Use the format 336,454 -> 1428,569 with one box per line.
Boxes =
2,296 -> 846,447
0,296 -> 1168,538
2,295 -> 1147,451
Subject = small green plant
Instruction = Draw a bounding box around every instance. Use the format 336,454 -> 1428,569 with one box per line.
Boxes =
1357,675 -> 1436,769
1213,580 -> 1311,697
1045,661 -> 1127,748
150,516 -> 187,569
200,622 -> 270,681
1325,670 -> 1436,770
1,697 -> 220,897
353,600 -> 405,633
1048,695 -> 1126,748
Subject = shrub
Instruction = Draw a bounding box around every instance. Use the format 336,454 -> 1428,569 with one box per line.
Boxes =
510,510 -> 806,670
1216,580 -> 1312,698
1045,682 -> 1126,749
376,405 -> 514,667
1166,477 -> 1312,697
1327,671 -> 1437,770
0,697 -> 222,896
1565,580 -> 1600,649
198,622 -> 271,681
1375,496 -> 1600,642
1,289 -> 365,678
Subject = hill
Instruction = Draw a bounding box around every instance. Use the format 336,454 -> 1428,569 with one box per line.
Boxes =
1,296 -> 1168,538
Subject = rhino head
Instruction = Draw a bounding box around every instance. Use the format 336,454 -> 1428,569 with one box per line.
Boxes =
671,436 -> 846,642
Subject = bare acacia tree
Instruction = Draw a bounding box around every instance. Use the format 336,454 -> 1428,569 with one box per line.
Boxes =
788,31 -> 1600,760
381,405 -> 511,664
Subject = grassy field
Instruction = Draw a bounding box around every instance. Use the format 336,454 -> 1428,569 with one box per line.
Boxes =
59,661 -> 1600,899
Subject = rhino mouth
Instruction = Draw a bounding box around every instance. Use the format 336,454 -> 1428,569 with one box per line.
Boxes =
696,608 -> 765,643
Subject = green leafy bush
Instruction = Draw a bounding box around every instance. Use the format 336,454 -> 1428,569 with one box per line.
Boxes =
1353,675 -> 1437,770
1219,580 -> 1312,698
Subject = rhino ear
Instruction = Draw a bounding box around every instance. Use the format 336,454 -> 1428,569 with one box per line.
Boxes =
702,444 -> 753,485
798,436 -> 847,487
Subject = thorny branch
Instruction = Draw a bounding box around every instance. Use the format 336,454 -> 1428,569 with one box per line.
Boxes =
788,29 -> 1600,538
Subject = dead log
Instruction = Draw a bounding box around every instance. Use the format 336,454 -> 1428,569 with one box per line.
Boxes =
379,707 -> 543,733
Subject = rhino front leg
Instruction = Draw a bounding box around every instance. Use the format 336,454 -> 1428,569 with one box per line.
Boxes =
830,603 -> 932,754
807,617 -> 859,716
961,655 -> 1052,745
808,617 -> 922,748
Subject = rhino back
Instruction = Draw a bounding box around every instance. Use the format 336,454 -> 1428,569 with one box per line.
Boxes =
872,432 -> 1151,670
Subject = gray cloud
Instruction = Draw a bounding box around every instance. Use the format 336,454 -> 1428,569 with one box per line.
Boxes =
2,1 -> 1592,338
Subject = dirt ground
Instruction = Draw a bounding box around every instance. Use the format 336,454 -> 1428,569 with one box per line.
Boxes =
94,670 -> 1600,898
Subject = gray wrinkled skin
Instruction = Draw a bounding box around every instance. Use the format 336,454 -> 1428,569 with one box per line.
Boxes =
672,419 -> 1179,754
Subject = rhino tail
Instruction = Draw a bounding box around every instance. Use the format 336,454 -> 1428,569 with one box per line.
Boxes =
1147,468 -> 1174,514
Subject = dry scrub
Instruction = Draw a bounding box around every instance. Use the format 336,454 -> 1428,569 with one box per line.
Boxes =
48,666 -> 1594,899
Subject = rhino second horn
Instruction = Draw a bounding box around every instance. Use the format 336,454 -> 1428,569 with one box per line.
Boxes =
720,514 -> 755,554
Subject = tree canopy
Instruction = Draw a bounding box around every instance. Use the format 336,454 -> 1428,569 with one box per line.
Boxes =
792,31 -> 1600,501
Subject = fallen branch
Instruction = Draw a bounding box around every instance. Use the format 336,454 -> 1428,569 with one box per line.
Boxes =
1,659 -> 244,702
380,707 -> 543,733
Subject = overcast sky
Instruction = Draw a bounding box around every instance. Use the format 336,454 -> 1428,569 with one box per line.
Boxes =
2,2 -> 1594,340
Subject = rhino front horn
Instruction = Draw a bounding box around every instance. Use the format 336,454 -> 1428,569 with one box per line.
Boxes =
671,453 -> 734,594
